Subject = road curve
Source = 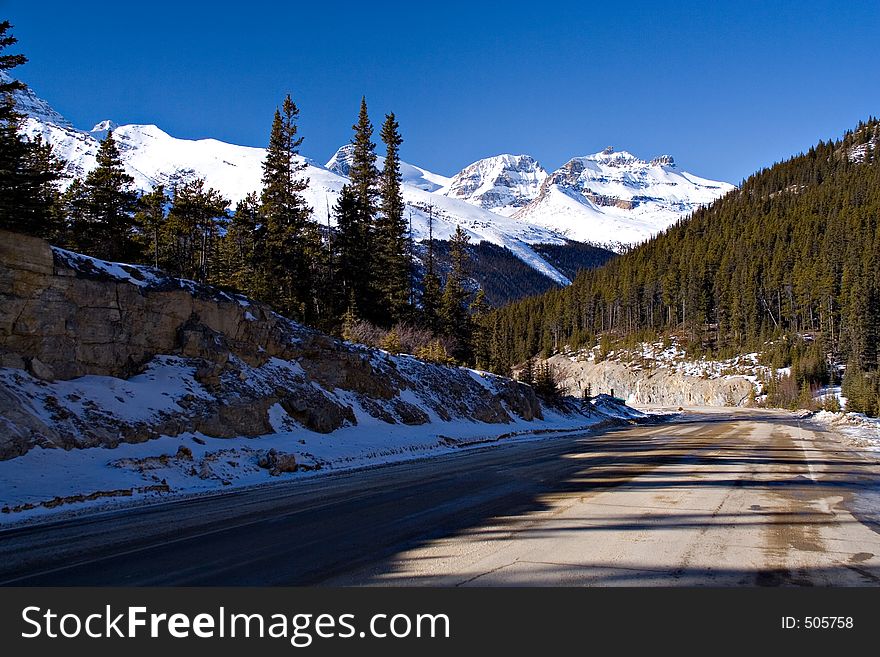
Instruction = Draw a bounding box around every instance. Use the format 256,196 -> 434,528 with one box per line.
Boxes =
1,408 -> 879,586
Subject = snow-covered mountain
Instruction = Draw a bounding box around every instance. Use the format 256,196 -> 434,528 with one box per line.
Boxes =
5,72 -> 733,284
7,74 -> 572,285
443,154 -> 547,216
511,147 -> 735,246
325,143 -> 451,192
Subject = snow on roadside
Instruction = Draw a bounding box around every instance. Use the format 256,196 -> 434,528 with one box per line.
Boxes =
0,398 -> 645,527
810,410 -> 880,451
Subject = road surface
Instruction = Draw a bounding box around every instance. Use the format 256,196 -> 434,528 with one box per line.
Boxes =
1,408 -> 879,586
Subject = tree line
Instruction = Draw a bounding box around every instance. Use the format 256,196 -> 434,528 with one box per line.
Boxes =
483,117 -> 880,415
0,21 -> 487,365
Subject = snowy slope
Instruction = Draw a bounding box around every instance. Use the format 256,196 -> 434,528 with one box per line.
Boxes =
7,73 -> 730,276
325,143 -> 451,192
9,77 -> 569,284
512,148 -> 735,246
443,153 -> 547,215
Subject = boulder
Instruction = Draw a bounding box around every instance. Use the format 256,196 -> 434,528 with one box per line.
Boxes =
258,448 -> 298,476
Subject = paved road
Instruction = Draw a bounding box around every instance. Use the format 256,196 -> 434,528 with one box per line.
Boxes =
1,409 -> 879,586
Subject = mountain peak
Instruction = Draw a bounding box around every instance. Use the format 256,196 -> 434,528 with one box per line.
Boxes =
514,148 -> 735,245
587,148 -> 641,166
325,144 -> 356,177
650,154 -> 675,167
444,154 -> 547,216
89,120 -> 119,140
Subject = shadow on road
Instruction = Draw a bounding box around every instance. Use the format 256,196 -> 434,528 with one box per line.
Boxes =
1,411 -> 879,586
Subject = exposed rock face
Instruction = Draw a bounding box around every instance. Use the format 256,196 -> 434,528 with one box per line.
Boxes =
511,149 -> 735,246
547,356 -> 755,408
0,231 -> 541,459
444,154 -> 547,215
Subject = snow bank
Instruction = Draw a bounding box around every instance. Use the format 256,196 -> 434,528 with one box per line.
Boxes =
810,411 -> 880,450
0,398 -> 643,526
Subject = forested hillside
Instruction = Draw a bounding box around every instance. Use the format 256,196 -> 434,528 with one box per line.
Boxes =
483,119 -> 880,414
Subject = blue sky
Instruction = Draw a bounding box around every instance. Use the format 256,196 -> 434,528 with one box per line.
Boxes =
4,0 -> 879,183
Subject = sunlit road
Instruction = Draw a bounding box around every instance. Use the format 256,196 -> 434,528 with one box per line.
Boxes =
2,409 -> 879,586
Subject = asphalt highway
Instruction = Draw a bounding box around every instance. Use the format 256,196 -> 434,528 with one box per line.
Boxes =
2,408 -> 878,586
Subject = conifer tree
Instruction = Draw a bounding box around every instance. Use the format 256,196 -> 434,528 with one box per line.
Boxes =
420,206 -> 442,332
533,362 -> 560,399
334,183 -> 368,320
344,97 -> 380,319
469,288 -> 490,368
164,177 -> 229,282
135,185 -> 166,268
222,192 -> 262,297
260,94 -> 319,320
68,131 -> 139,261
375,112 -> 411,324
349,97 -> 379,219
441,225 -> 473,360
0,21 -> 63,238
519,357 -> 536,386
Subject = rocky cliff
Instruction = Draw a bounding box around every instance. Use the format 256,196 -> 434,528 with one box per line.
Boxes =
547,355 -> 755,408
0,230 -> 542,460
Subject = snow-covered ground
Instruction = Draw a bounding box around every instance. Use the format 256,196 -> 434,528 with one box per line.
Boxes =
810,410 -> 880,451
0,393 -> 642,527
569,340 -> 767,382
512,149 -> 735,245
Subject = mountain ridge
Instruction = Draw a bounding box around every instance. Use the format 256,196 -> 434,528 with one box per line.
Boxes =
5,72 -> 731,286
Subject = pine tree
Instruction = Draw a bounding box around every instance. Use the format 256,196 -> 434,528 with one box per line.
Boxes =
533,362 -> 560,399
135,185 -> 166,268
222,192 -> 262,297
345,97 -> 380,319
519,357 -> 536,385
259,94 -> 319,320
440,225 -> 473,360
420,206 -> 442,332
0,21 -> 26,112
68,131 -> 139,261
469,288 -> 490,368
0,21 -> 63,238
375,112 -> 411,324
164,178 -> 229,282
349,97 -> 379,218
334,184 -> 369,320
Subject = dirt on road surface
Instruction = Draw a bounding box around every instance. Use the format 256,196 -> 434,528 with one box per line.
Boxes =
1,408 -> 879,586
327,408 -> 880,586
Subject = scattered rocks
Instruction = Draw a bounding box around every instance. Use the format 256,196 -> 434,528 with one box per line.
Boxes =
258,448 -> 298,476
278,389 -> 356,434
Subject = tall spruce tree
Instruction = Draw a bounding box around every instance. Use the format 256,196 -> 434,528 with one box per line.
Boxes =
420,205 -> 442,332
260,94 -> 320,321
135,185 -> 167,268
441,225 -> 474,361
333,183 -> 366,319
0,21 -> 63,238
343,97 -> 380,319
375,112 -> 410,324
68,131 -> 139,261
